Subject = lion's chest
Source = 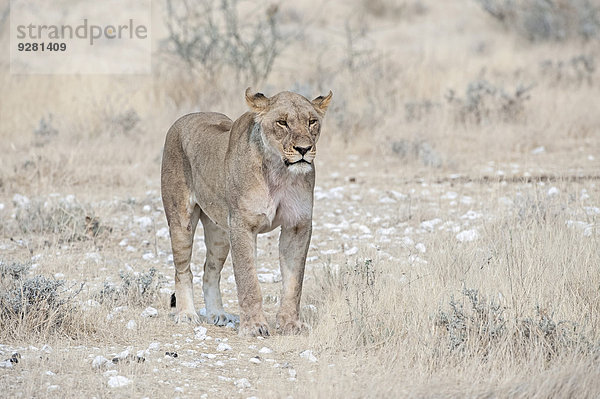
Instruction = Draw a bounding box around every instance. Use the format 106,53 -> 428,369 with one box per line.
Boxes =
253,174 -> 311,231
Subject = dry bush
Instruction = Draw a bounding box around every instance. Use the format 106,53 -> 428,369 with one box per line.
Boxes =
0,265 -> 93,341
361,0 -> 427,19
475,0 -> 600,41
164,0 -> 283,84
445,79 -> 534,124
391,139 -> 443,167
540,53 -> 596,86
12,196 -> 105,244
95,268 -> 166,307
435,288 -> 594,359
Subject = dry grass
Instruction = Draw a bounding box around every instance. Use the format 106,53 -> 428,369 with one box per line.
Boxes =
1,0 -> 599,397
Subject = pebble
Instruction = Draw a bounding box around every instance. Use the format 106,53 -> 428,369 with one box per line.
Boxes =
107,375 -> 132,388
194,326 -> 208,340
258,347 -> 273,354
216,343 -> 232,351
234,378 -> 251,388
456,229 -> 479,242
92,356 -> 111,369
141,307 -> 158,318
299,350 -> 317,362
249,356 -> 261,364
126,320 -> 137,330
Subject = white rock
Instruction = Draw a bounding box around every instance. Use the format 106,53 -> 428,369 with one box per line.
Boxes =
442,191 -> 458,200
377,227 -> 396,235
194,326 -> 208,340
119,239 -> 128,246
531,146 -> 545,155
47,385 -> 60,392
92,356 -> 111,369
141,307 -> 158,318
216,343 -> 232,351
402,236 -> 414,246
344,246 -> 359,256
299,350 -> 317,362
461,210 -> 482,220
0,203 -> 4,211
460,196 -> 474,205
135,216 -> 153,229
258,347 -> 273,354
107,375 -> 132,388
456,229 -> 479,242
249,356 -> 261,364
142,252 -> 155,261
156,227 -> 170,239
547,187 -> 560,197
0,360 -> 13,369
420,218 -> 442,232
147,342 -> 160,351
227,275 -> 236,284
126,320 -> 137,330
415,243 -> 426,253
288,369 -> 297,378
174,387 -> 184,393
234,378 -> 251,388
45,370 -> 56,376
12,194 -> 30,208
143,205 -> 152,213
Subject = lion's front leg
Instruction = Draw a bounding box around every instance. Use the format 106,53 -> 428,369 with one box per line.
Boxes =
229,218 -> 269,337
277,220 -> 312,334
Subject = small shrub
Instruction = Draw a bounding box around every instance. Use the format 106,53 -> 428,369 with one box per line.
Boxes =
361,0 -> 427,19
404,100 -> 440,122
105,108 -> 140,135
164,0 -> 283,84
33,114 -> 58,147
435,288 -> 594,358
540,54 -> 595,86
445,79 -> 534,124
392,139 -> 443,167
435,287 -> 506,352
13,196 -> 105,243
96,268 -> 165,307
0,274 -> 88,339
475,0 -> 600,41
0,261 -> 30,280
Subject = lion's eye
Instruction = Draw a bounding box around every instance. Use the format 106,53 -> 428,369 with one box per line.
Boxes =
309,119 -> 318,126
277,120 -> 288,127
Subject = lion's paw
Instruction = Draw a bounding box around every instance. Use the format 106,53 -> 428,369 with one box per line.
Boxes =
238,315 -> 270,337
206,311 -> 239,327
277,318 -> 309,335
174,310 -> 200,324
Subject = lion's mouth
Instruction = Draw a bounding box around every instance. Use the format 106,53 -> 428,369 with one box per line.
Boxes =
284,159 -> 311,166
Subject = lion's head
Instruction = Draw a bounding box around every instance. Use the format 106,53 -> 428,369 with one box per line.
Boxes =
245,88 -> 332,174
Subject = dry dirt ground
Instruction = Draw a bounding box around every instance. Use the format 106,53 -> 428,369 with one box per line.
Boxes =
1,0 -> 600,398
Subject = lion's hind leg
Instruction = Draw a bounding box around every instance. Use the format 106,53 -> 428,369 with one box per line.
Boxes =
200,212 -> 239,326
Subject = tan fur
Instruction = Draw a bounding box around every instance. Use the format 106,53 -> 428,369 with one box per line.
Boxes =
161,88 -> 332,336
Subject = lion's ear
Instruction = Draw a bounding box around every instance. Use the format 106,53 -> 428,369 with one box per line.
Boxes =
312,90 -> 333,115
245,87 -> 269,112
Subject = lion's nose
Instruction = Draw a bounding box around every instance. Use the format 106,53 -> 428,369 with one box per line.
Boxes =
294,146 -> 312,156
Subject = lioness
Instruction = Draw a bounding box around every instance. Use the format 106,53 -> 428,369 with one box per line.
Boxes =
161,88 -> 332,337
